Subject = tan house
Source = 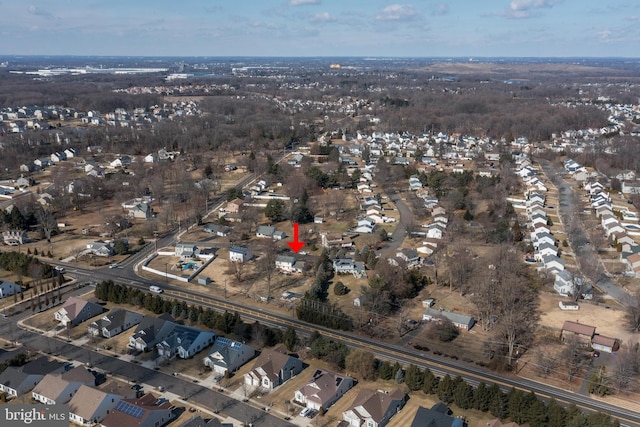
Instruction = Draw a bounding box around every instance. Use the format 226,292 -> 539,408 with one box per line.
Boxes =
294,369 -> 354,412
226,198 -> 244,214
342,388 -> 406,427
32,366 -> 95,405
244,346 -> 305,391
68,385 -> 123,426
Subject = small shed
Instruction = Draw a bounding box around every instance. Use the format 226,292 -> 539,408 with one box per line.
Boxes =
558,301 -> 579,311
197,276 -> 212,285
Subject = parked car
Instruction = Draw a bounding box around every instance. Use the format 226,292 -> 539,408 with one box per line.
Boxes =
300,407 -> 311,417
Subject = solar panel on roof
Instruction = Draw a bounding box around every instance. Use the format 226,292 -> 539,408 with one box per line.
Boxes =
115,400 -> 145,418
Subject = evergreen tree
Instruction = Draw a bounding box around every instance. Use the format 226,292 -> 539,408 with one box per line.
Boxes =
437,374 -> 454,404
474,382 -> 491,412
422,368 -> 438,395
404,364 -> 424,391
507,388 -> 526,424
488,383 -> 506,419
564,404 -> 587,427
546,399 -> 567,427
283,326 -> 298,351
525,392 -> 548,427
453,376 -> 474,410
378,361 -> 394,381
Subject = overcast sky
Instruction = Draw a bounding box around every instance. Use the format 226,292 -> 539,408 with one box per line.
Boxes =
2,1 -> 638,57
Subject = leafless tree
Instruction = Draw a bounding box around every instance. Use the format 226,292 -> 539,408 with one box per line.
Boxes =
611,344 -> 640,392
257,240 -> 279,301
35,207 -> 58,243
534,349 -> 558,377
624,293 -> 640,333
561,336 -> 591,383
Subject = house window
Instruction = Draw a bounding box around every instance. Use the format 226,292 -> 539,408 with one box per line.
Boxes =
368,422 -> 374,427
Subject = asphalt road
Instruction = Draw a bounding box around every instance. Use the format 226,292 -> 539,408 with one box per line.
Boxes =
379,191 -> 414,256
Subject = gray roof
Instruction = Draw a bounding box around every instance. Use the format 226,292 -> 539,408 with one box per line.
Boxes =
424,308 -> 474,328
179,415 -> 231,427
0,356 -> 67,392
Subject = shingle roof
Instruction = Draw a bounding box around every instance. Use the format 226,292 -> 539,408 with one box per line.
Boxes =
562,321 -> 596,337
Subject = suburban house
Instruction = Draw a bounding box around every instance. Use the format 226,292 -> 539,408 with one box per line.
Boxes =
68,385 -> 124,426
203,337 -> 255,376
625,253 -> 640,278
0,356 -> 67,397
332,258 -> 366,278
321,232 -> 356,249
125,202 -> 153,220
2,229 -> 27,245
561,321 -> 596,345
410,404 -> 464,427
0,280 -> 22,298
32,366 -> 96,405
553,270 -> 575,297
275,255 -> 304,274
156,324 -> 216,359
591,334 -> 621,353
175,243 -> 199,259
426,223 -> 445,239
342,388 -> 406,427
294,369 -> 354,412
256,225 -> 286,240
129,315 -> 176,352
54,296 -> 104,327
539,254 -> 565,275
396,248 -> 421,267
534,242 -> 558,261
88,309 -> 144,338
203,223 -> 232,237
100,393 -> 174,427
225,198 -> 244,214
229,246 -> 253,263
244,346 -> 305,392
86,241 -> 115,257
423,308 -> 475,331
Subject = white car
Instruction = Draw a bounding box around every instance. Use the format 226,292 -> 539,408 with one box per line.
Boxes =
109,263 -> 119,269
299,407 -> 311,417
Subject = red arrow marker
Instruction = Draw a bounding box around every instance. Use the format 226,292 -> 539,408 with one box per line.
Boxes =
287,222 -> 306,253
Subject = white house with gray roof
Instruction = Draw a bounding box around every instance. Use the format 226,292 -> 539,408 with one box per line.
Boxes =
203,337 -> 255,376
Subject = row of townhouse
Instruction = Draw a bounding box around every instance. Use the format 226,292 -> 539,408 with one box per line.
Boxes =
584,178 -> 640,278
516,160 -> 582,297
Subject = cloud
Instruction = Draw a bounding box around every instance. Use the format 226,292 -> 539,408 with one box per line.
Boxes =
501,0 -> 560,19
375,4 -> 419,21
27,5 -> 52,17
310,12 -> 334,23
289,0 -> 320,6
509,0 -> 559,11
626,15 -> 638,22
432,3 -> 449,16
